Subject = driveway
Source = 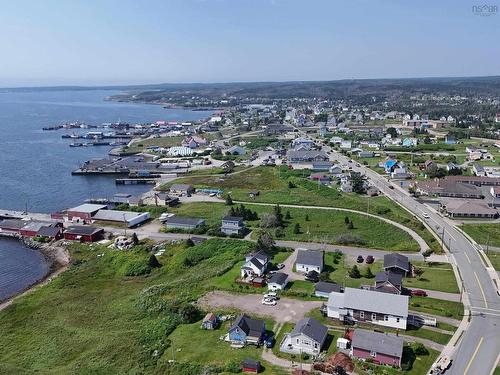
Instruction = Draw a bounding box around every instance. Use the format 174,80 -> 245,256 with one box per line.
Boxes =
199,291 -> 322,323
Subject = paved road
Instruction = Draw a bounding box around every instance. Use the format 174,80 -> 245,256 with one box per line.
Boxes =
297,130 -> 500,375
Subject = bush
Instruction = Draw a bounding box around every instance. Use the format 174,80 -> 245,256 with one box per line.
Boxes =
335,233 -> 364,245
224,361 -> 241,373
411,342 -> 429,356
349,265 -> 361,278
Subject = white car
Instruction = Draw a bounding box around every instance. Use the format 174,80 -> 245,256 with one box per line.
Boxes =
422,213 -> 430,219
262,298 -> 277,306
264,292 -> 277,299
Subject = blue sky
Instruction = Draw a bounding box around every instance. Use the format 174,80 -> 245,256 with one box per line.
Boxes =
0,0 -> 498,86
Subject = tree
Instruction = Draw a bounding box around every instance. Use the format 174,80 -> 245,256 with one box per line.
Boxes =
350,173 -> 367,194
148,254 -> 161,268
293,223 -> 301,234
132,232 -> 139,245
411,342 -> 429,355
386,127 -> 398,138
185,238 -> 195,247
260,213 -> 280,228
288,181 -> 296,188
305,214 -> 310,221
347,221 -> 354,230
256,230 -> 275,250
225,194 -> 233,206
364,266 -> 374,278
348,265 -> 361,278
344,216 -> 350,225
273,204 -> 284,226
319,271 -> 331,281
274,227 -> 284,238
285,210 -> 291,220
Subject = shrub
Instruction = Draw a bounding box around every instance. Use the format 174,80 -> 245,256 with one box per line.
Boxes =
411,342 -> 429,355
336,233 -> 364,245
349,265 -> 361,278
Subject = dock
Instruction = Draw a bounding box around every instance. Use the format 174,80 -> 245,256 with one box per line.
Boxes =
115,178 -> 157,185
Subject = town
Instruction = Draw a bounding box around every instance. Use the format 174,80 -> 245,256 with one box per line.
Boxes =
1,84 -> 499,375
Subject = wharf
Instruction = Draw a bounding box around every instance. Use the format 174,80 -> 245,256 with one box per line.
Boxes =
115,178 -> 157,185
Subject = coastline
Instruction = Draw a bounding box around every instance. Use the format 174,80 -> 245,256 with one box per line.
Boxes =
0,239 -> 70,312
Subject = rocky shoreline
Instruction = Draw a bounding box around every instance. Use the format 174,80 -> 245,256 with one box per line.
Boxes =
0,238 -> 70,311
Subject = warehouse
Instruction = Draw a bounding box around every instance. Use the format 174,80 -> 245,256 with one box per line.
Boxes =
67,204 -> 108,221
92,210 -> 150,227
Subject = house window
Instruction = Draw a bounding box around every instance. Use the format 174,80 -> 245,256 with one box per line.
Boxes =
370,351 -> 377,357
384,315 -> 389,321
396,318 -> 400,323
296,339 -> 299,344
359,311 -> 365,318
314,343 -> 318,349
371,313 -> 377,320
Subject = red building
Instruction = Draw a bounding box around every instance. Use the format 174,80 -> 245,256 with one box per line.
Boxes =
0,219 -> 26,234
66,204 -> 107,222
242,359 -> 261,373
63,226 -> 104,242
351,329 -> 403,367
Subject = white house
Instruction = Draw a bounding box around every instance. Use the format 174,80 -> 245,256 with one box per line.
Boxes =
279,318 -> 328,356
340,140 -> 352,150
240,251 -> 269,278
267,272 -> 288,291
295,249 -> 324,274
326,287 -> 408,330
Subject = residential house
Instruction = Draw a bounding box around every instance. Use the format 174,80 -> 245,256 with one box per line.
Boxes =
391,164 -> 410,179
374,271 -> 403,294
182,136 -> 207,149
295,249 -> 324,274
201,313 -> 219,330
164,216 -> 205,230
382,159 -> 398,174
350,329 -> 404,367
226,145 -> 246,155
340,140 -> 352,150
315,281 -> 342,298
473,163 -> 486,177
292,137 -> 314,150
383,253 -> 410,277
286,150 -> 329,164
446,162 -> 459,172
267,272 -> 288,291
312,161 -> 333,171
154,192 -> 179,207
402,138 -> 417,147
241,250 -> 269,278
329,164 -> 343,176
221,216 -> 245,235
63,226 -> 104,242
326,287 -> 408,330
309,173 -> 331,185
279,318 -> 328,356
169,183 -> 195,196
228,314 -> 265,346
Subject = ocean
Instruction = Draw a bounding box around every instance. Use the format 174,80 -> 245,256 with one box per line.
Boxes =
0,89 -> 212,302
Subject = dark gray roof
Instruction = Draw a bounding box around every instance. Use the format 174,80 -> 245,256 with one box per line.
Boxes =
37,226 -> 61,237
383,253 -> 410,272
230,314 -> 264,337
268,272 -> 288,285
65,225 -> 102,236
352,329 -> 404,359
376,271 -> 403,287
222,216 -> 244,222
296,249 -> 324,268
290,318 -> 328,345
170,183 -> 193,191
315,281 -> 342,294
166,216 -> 205,226
0,219 -> 26,229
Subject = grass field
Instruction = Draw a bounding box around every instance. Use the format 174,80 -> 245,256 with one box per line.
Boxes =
409,296 -> 463,320
486,251 -> 500,271
461,223 -> 500,247
160,166 -> 440,252
0,239 -> 270,374
169,201 -> 420,251
404,262 -> 459,293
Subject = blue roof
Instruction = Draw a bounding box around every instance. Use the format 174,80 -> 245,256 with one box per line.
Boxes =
385,160 -> 397,168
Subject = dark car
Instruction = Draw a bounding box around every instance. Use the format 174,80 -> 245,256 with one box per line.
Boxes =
265,336 -> 275,348
411,289 -> 428,297
305,270 -> 320,283
388,185 -> 394,189
365,255 -> 374,264
356,255 -> 364,263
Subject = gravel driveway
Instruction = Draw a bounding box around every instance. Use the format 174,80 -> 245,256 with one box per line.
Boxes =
199,291 -> 322,323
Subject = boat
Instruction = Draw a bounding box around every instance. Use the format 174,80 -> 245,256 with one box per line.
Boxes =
69,142 -> 84,147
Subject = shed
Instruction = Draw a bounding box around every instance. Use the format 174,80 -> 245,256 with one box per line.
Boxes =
201,313 -> 219,330
242,359 -> 261,373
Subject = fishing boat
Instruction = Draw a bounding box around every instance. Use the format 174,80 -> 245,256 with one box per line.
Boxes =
69,142 -> 84,147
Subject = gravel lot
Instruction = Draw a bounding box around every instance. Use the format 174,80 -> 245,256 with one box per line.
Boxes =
199,291 -> 322,323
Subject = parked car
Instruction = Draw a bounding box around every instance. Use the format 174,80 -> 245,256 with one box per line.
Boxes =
388,185 -> 394,189
276,263 -> 285,270
262,298 -> 277,306
305,270 -> 320,283
356,255 -> 364,263
264,292 -> 278,300
411,289 -> 428,297
265,336 -> 275,348
422,213 -> 430,219
365,255 -> 374,264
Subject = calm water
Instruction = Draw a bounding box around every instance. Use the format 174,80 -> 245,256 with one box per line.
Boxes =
0,89 -> 212,301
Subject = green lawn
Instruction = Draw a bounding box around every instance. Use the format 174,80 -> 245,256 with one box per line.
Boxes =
168,319 -> 285,374
404,262 -> 459,293
404,325 -> 452,345
125,135 -> 185,153
486,251 -> 500,271
160,166 -> 440,252
0,239 -> 267,374
461,223 -> 500,248
169,202 -> 420,251
409,296 -> 463,320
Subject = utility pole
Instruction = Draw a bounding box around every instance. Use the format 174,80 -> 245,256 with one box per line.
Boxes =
486,233 -> 490,255
441,227 -> 446,252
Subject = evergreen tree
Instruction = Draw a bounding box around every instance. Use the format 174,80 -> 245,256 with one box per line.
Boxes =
225,194 -> 233,206
364,266 -> 374,278
285,210 -> 291,220
349,265 -> 361,278
293,223 -> 301,234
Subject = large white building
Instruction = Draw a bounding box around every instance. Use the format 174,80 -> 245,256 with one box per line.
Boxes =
326,287 -> 408,330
